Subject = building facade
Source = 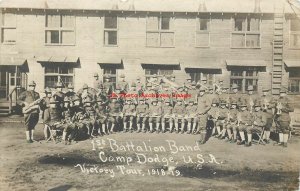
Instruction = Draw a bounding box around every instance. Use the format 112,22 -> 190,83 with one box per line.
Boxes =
0,0 -> 299,102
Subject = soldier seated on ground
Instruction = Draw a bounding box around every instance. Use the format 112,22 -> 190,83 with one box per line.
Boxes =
148,100 -> 162,133
122,99 -> 136,133
215,100 -> 228,139
135,98 -> 149,133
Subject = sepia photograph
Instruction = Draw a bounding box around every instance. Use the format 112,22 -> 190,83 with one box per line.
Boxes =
0,0 -> 300,190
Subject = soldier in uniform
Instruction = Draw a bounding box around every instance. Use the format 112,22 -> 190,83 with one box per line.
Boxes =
103,75 -> 114,96
187,81 -> 199,103
122,99 -> 136,132
229,83 -> 242,107
214,79 -> 223,93
127,82 -> 138,104
40,87 -> 52,140
218,87 -> 230,108
259,88 -> 274,144
236,103 -> 252,145
208,98 -> 220,137
246,102 -> 267,147
185,100 -> 198,134
65,84 -> 76,101
184,76 -> 193,90
53,81 -> 65,110
170,75 -> 176,83
242,85 -> 257,114
196,76 -> 209,92
274,88 -> 294,147
135,98 -> 149,133
215,100 -> 228,138
95,96 -> 108,135
93,73 -> 103,91
173,99 -> 186,133
80,84 -> 94,103
61,97 -> 77,144
82,96 -> 98,138
107,97 -> 123,133
18,81 -> 42,143
161,100 -> 173,133
195,87 -> 210,136
136,76 -> 145,96
148,100 -> 163,133
118,74 -> 129,94
224,101 -> 239,142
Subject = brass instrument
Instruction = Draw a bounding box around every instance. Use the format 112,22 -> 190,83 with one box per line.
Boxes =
22,98 -> 44,114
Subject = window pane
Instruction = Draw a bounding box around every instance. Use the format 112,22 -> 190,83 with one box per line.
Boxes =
203,73 -> 214,85
249,18 -> 260,31
234,18 -> 246,31
61,76 -> 74,87
232,33 -> 245,47
230,79 -> 243,91
145,69 -> 158,75
45,66 -> 58,74
61,15 -> 74,28
199,19 -> 209,31
3,13 -> 16,26
104,68 -> 116,75
2,28 -> 16,43
146,32 -> 159,46
45,76 -> 58,88
290,70 -> 300,78
290,34 -> 300,48
61,31 -> 75,44
196,32 -> 209,47
46,15 -> 60,28
231,70 -> 243,77
289,79 -> 300,93
160,32 -> 174,47
10,78 -> 15,86
161,17 -> 170,30
189,73 -> 201,83
45,30 -> 60,44
104,31 -> 118,45
147,17 -> 159,31
246,34 -> 260,47
245,79 -> 258,91
291,20 -> 300,31
104,16 -> 117,29
159,69 -> 173,76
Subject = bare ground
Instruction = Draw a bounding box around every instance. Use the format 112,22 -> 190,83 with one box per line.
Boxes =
0,121 -> 299,191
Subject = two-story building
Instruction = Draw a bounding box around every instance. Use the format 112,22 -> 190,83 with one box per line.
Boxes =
0,0 -> 299,114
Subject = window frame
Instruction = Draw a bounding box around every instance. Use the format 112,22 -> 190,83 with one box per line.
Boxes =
144,68 -> 174,84
146,16 -> 175,48
45,14 -> 76,46
1,12 -> 17,45
229,67 -> 260,93
44,65 -> 75,88
289,19 -> 300,49
103,68 -> 118,88
195,16 -> 211,48
288,68 -> 300,94
231,16 -> 261,49
103,15 -> 119,47
188,72 -> 216,85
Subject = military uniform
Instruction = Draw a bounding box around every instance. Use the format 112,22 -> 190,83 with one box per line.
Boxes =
136,77 -> 144,96
122,100 -> 136,132
107,97 -> 123,133
185,100 -> 198,134
236,105 -> 252,145
173,100 -> 186,133
148,100 -> 163,133
195,90 -> 210,134
187,82 -> 199,103
136,99 -> 149,132
215,102 -> 228,138
18,81 -> 41,143
224,103 -> 239,142
161,101 -> 173,133
103,76 -> 114,96
93,73 -> 103,91
95,96 -> 108,134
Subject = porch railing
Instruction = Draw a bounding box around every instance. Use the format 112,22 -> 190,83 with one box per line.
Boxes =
7,86 -> 19,114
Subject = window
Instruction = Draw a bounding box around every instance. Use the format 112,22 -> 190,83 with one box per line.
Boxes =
290,19 -> 300,48
44,65 -> 74,88
145,69 -> 173,84
232,17 -> 260,48
1,13 -> 17,44
195,17 -> 210,47
10,67 -> 21,86
188,72 -> 216,85
146,16 -> 174,47
229,67 -> 261,93
288,69 -> 300,93
104,16 -> 118,46
103,68 -> 117,88
45,14 -> 75,45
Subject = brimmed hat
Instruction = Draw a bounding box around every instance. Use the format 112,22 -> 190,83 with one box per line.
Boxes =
232,83 -> 239,89
55,82 -> 63,88
247,85 -> 254,91
44,87 -> 51,93
131,82 -> 136,87
120,74 -> 125,78
212,98 -> 218,104
280,87 -> 287,93
49,97 -> 59,104
83,84 -> 88,90
93,73 -> 99,77
68,84 -> 74,89
199,87 -> 206,92
29,81 -> 36,87
201,76 -> 207,81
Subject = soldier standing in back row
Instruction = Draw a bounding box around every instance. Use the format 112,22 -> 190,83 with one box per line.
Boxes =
93,73 -> 103,91
118,74 -> 129,94
18,81 -> 42,143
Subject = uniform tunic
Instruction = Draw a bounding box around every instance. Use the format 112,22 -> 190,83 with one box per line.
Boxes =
18,90 -> 41,130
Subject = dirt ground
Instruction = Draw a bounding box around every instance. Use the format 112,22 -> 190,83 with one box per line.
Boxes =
0,121 -> 299,191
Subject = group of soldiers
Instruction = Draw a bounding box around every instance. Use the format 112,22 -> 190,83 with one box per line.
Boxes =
18,73 -> 294,147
